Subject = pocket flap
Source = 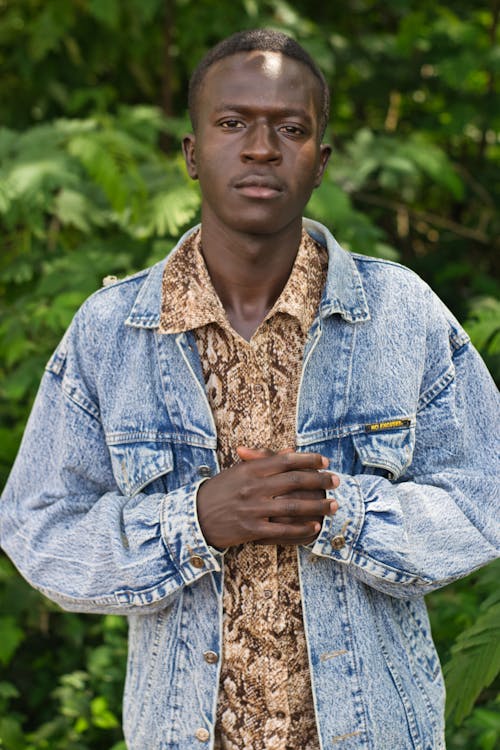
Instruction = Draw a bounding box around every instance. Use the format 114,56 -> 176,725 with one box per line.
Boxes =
352,425 -> 415,480
107,440 -> 174,496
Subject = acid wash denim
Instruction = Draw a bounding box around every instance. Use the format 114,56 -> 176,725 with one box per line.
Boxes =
1,219 -> 499,750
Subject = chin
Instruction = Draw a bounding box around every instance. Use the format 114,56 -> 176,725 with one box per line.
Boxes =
226,209 -> 302,237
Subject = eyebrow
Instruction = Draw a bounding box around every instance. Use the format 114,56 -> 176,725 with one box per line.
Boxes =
212,103 -> 313,124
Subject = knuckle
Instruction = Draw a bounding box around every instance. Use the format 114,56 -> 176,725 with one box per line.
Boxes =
237,481 -> 253,501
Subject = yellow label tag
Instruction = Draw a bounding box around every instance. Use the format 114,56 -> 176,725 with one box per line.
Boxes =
365,419 -> 411,433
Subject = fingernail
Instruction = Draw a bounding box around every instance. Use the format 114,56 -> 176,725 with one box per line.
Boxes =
329,501 -> 338,514
321,456 -> 329,468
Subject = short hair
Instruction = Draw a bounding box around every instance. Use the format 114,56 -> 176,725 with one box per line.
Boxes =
188,29 -> 330,138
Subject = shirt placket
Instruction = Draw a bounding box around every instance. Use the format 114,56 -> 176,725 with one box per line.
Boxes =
251,328 -> 291,749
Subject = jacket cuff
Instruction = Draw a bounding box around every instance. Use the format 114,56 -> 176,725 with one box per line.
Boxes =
160,479 -> 224,583
308,474 -> 365,562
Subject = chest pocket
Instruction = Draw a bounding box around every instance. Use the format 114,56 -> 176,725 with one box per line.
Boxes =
351,425 -> 415,481
107,439 -> 174,496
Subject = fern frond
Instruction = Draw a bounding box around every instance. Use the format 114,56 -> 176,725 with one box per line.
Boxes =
464,297 -> 500,355
444,600 -> 500,724
135,185 -> 200,239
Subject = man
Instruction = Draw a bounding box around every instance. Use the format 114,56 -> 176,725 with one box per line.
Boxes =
1,29 -> 498,750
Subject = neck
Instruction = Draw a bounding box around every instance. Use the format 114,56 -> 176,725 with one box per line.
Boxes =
200,214 -> 303,339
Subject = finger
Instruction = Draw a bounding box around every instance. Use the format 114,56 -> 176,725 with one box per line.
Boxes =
256,536 -> 319,546
253,519 -> 322,545
271,497 -> 337,519
265,469 -> 337,497
274,489 -> 326,501
241,451 -> 330,477
271,516 -> 322,525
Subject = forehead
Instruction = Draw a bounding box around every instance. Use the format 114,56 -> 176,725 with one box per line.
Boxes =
198,51 -> 322,120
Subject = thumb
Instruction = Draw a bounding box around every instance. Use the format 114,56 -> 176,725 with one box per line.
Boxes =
236,445 -> 273,461
236,446 -> 295,461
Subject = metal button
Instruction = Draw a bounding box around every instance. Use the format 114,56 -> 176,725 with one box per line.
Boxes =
331,534 -> 346,550
195,727 -> 210,742
203,650 -> 219,664
190,555 -> 205,569
254,383 -> 264,392
263,589 -> 273,599
198,465 -> 212,478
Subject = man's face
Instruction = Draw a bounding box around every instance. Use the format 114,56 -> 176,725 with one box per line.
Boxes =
183,51 -> 331,236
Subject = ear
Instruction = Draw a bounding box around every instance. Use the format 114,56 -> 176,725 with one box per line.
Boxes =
314,144 -> 332,188
182,134 -> 198,180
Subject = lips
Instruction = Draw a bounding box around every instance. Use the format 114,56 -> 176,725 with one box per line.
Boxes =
232,174 -> 284,199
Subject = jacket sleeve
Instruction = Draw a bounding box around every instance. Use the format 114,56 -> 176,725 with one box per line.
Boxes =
0,328 -> 222,615
311,313 -> 500,597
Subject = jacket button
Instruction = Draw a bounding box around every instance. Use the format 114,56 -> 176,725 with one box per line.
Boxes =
195,727 -> 210,742
190,555 -> 205,569
331,534 -> 346,550
203,650 -> 219,664
198,465 -> 212,477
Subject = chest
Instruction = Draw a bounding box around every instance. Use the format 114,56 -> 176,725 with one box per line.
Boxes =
99,313 -> 423,500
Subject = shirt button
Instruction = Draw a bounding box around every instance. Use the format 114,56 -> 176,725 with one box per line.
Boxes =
198,465 -> 212,478
331,534 -> 346,550
203,650 -> 219,664
254,383 -> 264,392
263,589 -> 273,599
276,711 -> 286,720
195,727 -> 210,742
190,555 -> 205,568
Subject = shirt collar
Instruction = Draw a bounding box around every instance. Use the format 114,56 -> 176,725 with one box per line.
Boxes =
157,227 -> 327,336
125,220 -> 371,330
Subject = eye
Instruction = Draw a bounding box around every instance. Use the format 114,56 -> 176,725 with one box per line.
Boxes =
279,124 -> 305,136
219,119 -> 245,129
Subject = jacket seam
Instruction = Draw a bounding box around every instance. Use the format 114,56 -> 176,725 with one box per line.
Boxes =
417,364 -> 455,413
45,370 -> 101,422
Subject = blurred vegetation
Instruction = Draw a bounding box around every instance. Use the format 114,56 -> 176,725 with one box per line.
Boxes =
0,1 -> 499,748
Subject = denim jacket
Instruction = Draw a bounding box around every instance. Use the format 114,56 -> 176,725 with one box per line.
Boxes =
1,220 -> 499,750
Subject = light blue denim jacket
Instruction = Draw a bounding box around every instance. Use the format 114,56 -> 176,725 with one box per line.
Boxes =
1,220 -> 499,750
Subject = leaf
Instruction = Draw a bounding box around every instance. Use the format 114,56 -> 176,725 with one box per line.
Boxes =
90,696 -> 119,729
6,156 -> 76,199
0,682 -> 20,700
0,716 -> 26,750
463,297 -> 500,355
444,601 -> 500,724
0,616 -> 24,666
307,179 -> 353,225
53,189 -> 93,232
0,127 -> 17,162
88,0 -> 121,28
137,185 -> 200,238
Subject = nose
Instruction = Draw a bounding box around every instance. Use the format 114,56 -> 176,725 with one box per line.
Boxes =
240,122 -> 281,163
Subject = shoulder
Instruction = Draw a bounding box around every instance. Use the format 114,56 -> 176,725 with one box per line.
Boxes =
80,264 -> 159,323
349,253 -> 471,381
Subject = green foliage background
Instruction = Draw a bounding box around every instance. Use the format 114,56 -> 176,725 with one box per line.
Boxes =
0,1 -> 499,748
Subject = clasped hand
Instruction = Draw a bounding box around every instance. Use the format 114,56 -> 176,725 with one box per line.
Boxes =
197,446 -> 339,549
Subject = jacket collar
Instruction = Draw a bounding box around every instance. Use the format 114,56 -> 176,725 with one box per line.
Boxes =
125,220 -> 370,329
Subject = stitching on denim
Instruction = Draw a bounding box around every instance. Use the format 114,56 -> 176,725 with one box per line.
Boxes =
417,364 -> 455,413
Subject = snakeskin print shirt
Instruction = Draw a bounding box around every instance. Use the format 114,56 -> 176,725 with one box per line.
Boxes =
159,228 -> 328,750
